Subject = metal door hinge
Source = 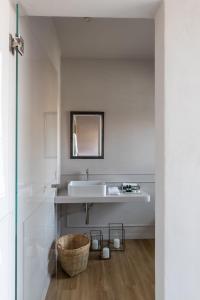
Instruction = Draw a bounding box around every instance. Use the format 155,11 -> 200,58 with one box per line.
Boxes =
9,34 -> 24,56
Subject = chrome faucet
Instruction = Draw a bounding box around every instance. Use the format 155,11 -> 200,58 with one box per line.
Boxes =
86,168 -> 89,181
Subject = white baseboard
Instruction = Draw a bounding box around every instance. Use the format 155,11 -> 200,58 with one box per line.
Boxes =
62,225 -> 155,239
123,225 -> 155,239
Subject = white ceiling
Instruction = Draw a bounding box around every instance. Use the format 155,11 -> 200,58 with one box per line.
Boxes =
54,18 -> 155,59
18,0 -> 161,18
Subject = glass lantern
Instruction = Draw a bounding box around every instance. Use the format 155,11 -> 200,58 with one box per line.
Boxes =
108,223 -> 125,251
100,242 -> 111,260
90,230 -> 103,252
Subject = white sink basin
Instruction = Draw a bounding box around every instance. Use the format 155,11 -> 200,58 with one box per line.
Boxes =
68,181 -> 106,197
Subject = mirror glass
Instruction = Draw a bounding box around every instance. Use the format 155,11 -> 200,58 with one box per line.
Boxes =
70,112 -> 104,159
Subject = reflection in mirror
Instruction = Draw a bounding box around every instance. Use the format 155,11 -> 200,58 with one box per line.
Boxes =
70,112 -> 104,159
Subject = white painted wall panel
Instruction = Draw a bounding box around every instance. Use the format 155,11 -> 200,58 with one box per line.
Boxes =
155,1 -> 200,299
44,112 -> 57,158
155,3 -> 165,300
17,15 -> 60,300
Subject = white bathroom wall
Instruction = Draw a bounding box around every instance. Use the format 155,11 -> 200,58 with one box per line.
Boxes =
61,59 -> 155,174
0,1 -> 16,300
61,59 -> 155,238
155,1 -> 200,299
17,16 -> 61,300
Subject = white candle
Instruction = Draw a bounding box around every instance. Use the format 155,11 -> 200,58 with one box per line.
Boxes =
102,247 -> 110,259
92,239 -> 99,250
114,238 -> 120,249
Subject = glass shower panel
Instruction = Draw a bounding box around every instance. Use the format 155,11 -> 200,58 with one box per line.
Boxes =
16,4 -> 59,300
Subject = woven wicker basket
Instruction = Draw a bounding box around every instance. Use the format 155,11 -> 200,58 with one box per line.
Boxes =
57,234 -> 90,277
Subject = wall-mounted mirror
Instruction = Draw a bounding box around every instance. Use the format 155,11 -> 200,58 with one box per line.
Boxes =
70,111 -> 104,159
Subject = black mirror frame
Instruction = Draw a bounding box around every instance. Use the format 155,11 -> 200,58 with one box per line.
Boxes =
70,111 -> 104,159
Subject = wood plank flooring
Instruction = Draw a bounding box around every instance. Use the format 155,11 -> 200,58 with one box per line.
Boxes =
46,240 -> 155,300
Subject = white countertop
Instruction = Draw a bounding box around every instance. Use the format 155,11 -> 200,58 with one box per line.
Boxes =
55,189 -> 150,204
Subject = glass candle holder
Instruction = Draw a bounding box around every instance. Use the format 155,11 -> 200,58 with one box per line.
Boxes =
90,230 -> 103,252
108,223 -> 125,251
100,242 -> 111,260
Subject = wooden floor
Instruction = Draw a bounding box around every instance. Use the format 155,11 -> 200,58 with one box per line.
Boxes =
46,240 -> 155,300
